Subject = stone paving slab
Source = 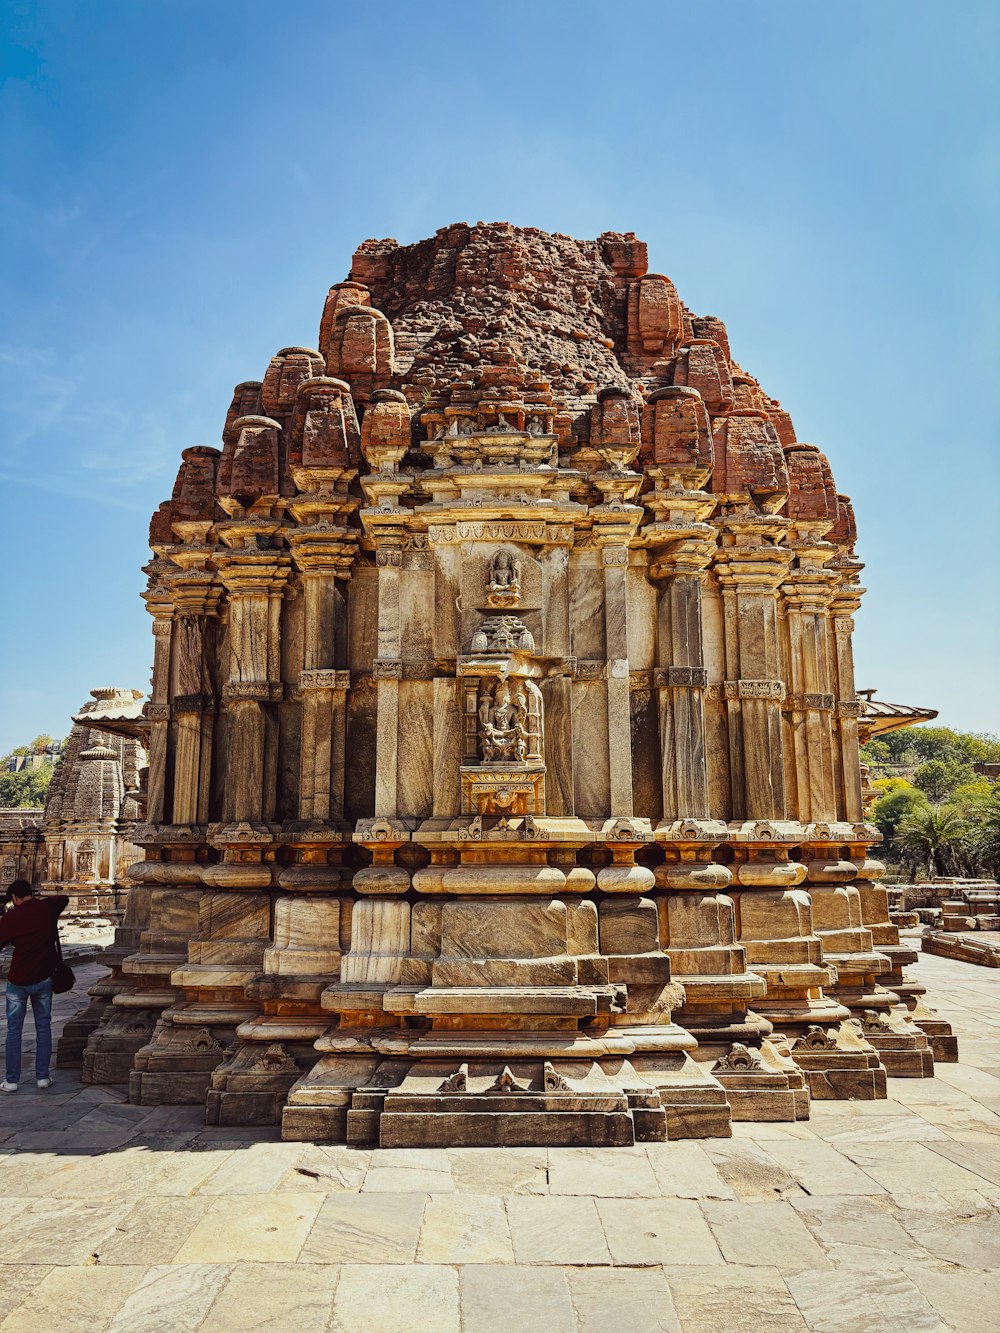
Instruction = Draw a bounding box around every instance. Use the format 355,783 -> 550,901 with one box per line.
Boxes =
0,950 -> 997,1330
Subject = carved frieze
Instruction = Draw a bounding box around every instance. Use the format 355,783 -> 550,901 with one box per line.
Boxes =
428,521 -> 573,545
723,679 -> 786,701
785,692 -> 835,711
222,681 -> 283,703
654,666 -> 709,689
172,693 -> 216,714
300,669 -> 351,691
372,659 -> 403,679
576,660 -> 605,681
837,699 -> 864,718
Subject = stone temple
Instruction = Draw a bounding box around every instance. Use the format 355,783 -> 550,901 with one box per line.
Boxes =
75,222 -> 956,1145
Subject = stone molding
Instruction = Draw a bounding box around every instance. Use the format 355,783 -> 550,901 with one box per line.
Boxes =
723,679 -> 786,701
299,669 -> 351,691
654,666 -> 709,689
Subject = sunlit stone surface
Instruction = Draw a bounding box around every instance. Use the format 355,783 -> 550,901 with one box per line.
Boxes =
77,223 -> 955,1144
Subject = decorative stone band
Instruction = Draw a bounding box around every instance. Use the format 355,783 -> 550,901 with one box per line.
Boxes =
151,621 -> 172,636
784,692 -> 836,712
834,617 -> 855,633
372,658 -> 403,679
172,693 -> 216,714
601,547 -> 629,566
654,666 -> 709,689
836,699 -> 864,718
352,817 -> 414,843
144,703 -> 171,721
299,669 -> 351,691
375,550 -> 402,566
222,681 -> 284,703
428,521 -> 575,546
722,679 -> 786,701
576,660 -> 606,681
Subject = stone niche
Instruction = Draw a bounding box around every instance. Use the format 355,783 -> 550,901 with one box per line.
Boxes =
100,220 -> 952,1147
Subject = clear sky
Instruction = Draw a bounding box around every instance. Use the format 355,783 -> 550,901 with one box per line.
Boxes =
1,0 -> 997,753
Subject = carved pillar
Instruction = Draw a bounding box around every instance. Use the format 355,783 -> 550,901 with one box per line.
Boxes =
143,588 -> 174,826
713,515 -> 792,821
215,530 -> 290,828
828,492 -> 866,822
831,610 -> 865,821
599,543 -> 633,816
373,538 -> 404,818
650,534 -> 716,821
287,534 -> 353,827
167,571 -> 221,827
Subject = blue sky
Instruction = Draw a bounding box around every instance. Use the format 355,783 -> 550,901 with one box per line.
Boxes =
1,0 -> 997,752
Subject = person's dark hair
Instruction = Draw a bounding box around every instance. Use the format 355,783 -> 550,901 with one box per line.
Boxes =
6,879 -> 35,903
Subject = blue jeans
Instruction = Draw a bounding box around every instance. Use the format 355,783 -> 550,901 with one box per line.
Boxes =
4,979 -> 54,1083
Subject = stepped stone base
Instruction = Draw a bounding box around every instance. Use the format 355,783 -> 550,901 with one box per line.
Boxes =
281,1052 -> 731,1146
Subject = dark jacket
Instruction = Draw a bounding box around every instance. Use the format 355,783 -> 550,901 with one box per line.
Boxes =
0,895 -> 69,985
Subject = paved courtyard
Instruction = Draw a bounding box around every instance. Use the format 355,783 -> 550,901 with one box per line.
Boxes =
1,949 -> 998,1332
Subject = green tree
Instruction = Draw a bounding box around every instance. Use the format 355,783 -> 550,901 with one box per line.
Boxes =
969,789 -> 1000,878
860,739 -> 890,767
913,758 -> 974,802
871,786 -> 930,845
894,805 -> 969,879
0,766 -> 55,809
28,733 -> 55,752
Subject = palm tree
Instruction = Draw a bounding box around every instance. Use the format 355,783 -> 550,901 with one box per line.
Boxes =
894,805 -> 968,879
970,791 -> 1000,879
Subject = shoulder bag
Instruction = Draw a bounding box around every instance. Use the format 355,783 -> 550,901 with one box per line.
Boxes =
51,924 -> 76,994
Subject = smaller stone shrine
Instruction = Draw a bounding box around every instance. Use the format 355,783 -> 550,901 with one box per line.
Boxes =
41,688 -> 148,912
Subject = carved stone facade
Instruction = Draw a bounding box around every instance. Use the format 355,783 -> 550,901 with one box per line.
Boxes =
90,222 -> 953,1145
40,688 -> 147,912
1,688 -> 147,913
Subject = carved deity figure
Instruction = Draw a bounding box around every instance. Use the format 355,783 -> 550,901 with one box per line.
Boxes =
76,841 -> 97,879
478,679 -> 544,765
488,549 -> 521,598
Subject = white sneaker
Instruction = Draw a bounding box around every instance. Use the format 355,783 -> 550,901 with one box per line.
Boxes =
1,1081 -> 17,1092
36,1078 -> 51,1089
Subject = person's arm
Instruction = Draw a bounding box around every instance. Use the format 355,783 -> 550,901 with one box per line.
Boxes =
0,912 -> 14,948
48,894 -> 70,921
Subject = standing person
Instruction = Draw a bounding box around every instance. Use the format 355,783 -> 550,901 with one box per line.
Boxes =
0,880 -> 69,1091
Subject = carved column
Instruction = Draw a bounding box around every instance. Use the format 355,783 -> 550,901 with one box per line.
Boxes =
650,532 -> 716,821
287,532 -> 353,827
831,609 -> 864,821
712,515 -> 792,821
780,532 -> 838,822
373,537 -> 405,818
215,529 -> 290,828
167,569 -> 221,827
142,584 -> 174,826
598,542 -> 634,816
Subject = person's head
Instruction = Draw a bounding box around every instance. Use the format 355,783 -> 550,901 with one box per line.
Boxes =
5,879 -> 35,907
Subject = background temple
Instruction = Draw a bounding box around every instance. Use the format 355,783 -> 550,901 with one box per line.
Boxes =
70,223 -> 955,1145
